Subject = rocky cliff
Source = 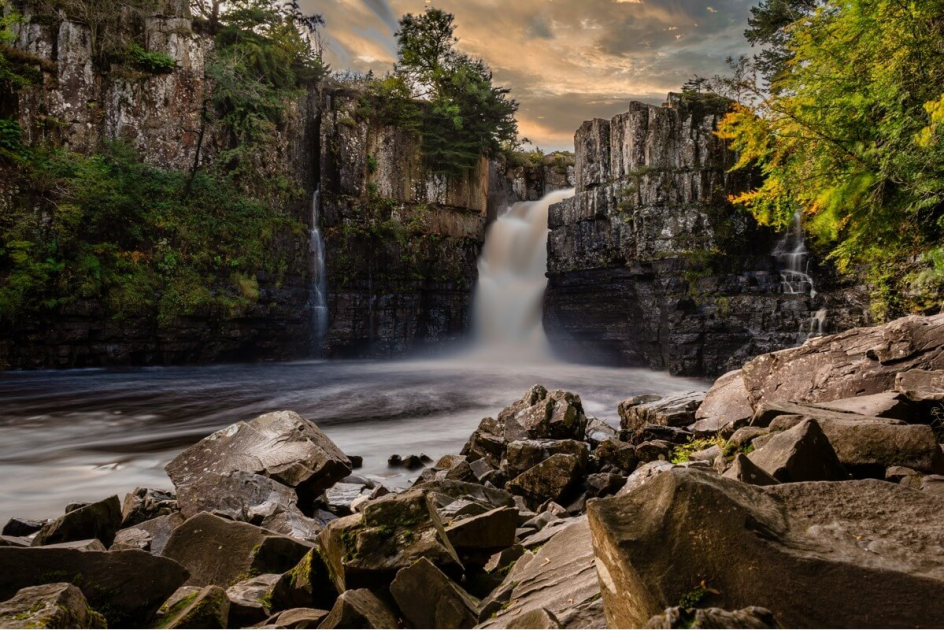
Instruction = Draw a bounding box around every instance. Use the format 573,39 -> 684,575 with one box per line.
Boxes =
544,93 -> 869,376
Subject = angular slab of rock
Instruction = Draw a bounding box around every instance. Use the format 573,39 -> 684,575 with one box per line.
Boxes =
318,589 -> 398,629
645,606 -> 779,629
506,454 -> 583,510
694,371 -> 754,435
0,583 -> 106,629
896,369 -> 944,403
500,385 -> 588,442
620,392 -> 705,433
165,410 -> 352,506
32,495 -> 121,548
723,454 -> 778,486
503,439 -> 589,478
134,512 -> 185,555
2,518 -> 44,537
462,416 -> 507,468
747,419 -> 849,482
162,513 -> 311,587
593,438 -> 638,474
226,574 -> 280,628
262,607 -> 330,628
269,548 -> 338,611
319,488 -> 462,592
120,487 -> 177,528
176,470 -> 299,522
810,391 -> 918,421
741,314 -> 944,407
0,547 -> 188,627
157,585 -> 229,629
391,558 -> 479,629
587,467 -> 944,628
111,527 -> 151,551
478,518 -> 604,629
445,506 -> 518,554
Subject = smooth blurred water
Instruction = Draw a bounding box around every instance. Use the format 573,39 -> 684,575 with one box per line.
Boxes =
0,356 -> 706,520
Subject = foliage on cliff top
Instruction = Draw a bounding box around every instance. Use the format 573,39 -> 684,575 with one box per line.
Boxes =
0,142 -> 303,325
357,8 -> 518,176
716,0 -> 944,320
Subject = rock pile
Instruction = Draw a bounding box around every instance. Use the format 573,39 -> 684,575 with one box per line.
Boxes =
2,313 -> 943,628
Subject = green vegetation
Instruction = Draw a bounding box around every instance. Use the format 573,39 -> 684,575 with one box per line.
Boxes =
714,0 -> 944,320
357,8 -> 518,175
670,436 -> 725,464
124,42 -> 175,74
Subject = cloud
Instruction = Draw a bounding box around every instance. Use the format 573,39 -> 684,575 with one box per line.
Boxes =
308,0 -> 756,150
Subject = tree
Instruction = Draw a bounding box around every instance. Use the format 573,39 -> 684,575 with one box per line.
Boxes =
744,0 -> 819,87
717,0 -> 944,319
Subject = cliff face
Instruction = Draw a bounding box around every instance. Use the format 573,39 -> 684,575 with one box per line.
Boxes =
544,94 -> 869,376
317,90 -> 488,357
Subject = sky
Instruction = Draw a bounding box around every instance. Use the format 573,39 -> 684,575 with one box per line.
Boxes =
307,0 -> 758,151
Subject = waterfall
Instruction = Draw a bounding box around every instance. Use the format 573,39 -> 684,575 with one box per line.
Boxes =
773,212 -> 826,341
472,189 -> 575,357
309,186 -> 328,356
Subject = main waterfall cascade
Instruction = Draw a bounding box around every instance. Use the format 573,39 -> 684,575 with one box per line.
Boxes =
473,189 -> 575,357
773,213 -> 827,340
309,186 -> 328,356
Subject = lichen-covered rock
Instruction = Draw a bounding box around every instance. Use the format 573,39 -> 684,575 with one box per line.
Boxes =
31,496 -> 121,548
260,607 -> 331,628
268,548 -> 338,612
619,392 -> 705,432
175,470 -> 300,522
506,454 -> 584,510
593,438 -> 638,474
318,488 -> 462,592
444,506 -> 518,556
588,467 -> 944,628
0,583 -> 106,629
225,574 -> 281,628
156,585 -> 229,629
317,589 -> 399,630
162,513 -> 311,588
391,558 -> 479,629
165,410 -> 352,507
500,386 -> 588,442
503,439 -> 590,478
120,487 -> 178,528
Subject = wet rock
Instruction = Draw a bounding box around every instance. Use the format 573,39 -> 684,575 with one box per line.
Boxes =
741,314 -> 944,407
619,392 -> 706,433
635,440 -> 674,463
387,454 -> 402,467
402,454 -> 426,469
445,506 -> 518,556
32,496 -> 121,548
318,488 -> 461,592
165,410 -> 352,509
318,589 -> 398,629
226,573 -> 281,628
157,585 -> 229,629
723,454 -> 779,486
162,513 -> 311,588
645,606 -> 779,629
176,471 -> 300,522
133,512 -> 185,556
587,466 -> 944,628
120,487 -> 177,528
506,453 -> 583,510
2,518 -> 44,537
479,518 -> 604,629
587,472 -> 626,498
0,583 -> 106,629
747,419 -> 849,482
503,439 -> 589,478
349,455 -> 364,469
500,386 -> 588,442
694,371 -> 754,435
0,547 -> 188,627
896,369 -> 944,403
390,557 -> 478,629
269,548 -> 338,612
261,607 -> 330,628
110,527 -> 151,551
593,438 -> 638,474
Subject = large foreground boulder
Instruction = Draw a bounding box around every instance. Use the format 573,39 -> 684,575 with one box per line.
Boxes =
0,547 -> 188,627
588,467 -> 944,628
162,513 -> 310,588
165,410 -> 352,508
0,583 -> 106,629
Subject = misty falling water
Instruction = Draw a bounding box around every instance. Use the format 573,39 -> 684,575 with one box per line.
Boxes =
773,212 -> 827,340
309,186 -> 328,356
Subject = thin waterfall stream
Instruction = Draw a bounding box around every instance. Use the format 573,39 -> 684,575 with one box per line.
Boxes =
309,186 -> 328,356
773,212 -> 827,340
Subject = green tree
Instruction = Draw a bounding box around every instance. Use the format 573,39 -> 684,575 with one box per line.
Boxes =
744,0 -> 819,86
717,0 -> 944,319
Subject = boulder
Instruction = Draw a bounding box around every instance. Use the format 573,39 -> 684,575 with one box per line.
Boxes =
619,392 -> 706,433
111,527 -> 151,551
156,585 -> 229,629
461,416 -> 506,468
896,369 -> 944,403
506,453 -> 583,510
478,518 -> 604,629
747,419 -> 849,482
694,371 -> 754,435
810,391 -> 918,421
444,507 -> 518,555
165,410 -> 352,509
419,480 -> 516,510
585,417 -> 619,446
503,439 -> 589,478
261,511 -> 326,542
726,427 -> 768,449
0,536 -> 29,548
0,547 -> 188,627
722,454 -> 779,486
132,512 -> 185,555
587,467 -> 944,628
120,487 -> 177,528
260,607 -> 330,628
318,489 -> 462,592
1,518 -> 44,537
390,558 -> 479,629
587,472 -> 626,498
593,438 -> 638,474
0,583 -> 106,629
318,589 -> 399,629
176,471 -> 300,522
645,606 -> 779,629
635,440 -> 674,463
741,314 -> 944,408
269,549 -> 338,612
499,386 -> 588,442
324,482 -> 371,515
626,425 -> 693,446
484,544 -> 525,575
32,496 -> 121,548
162,513 -> 311,588
226,574 -> 281,628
